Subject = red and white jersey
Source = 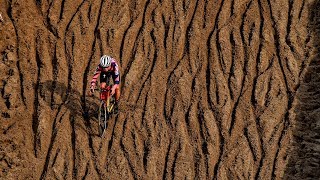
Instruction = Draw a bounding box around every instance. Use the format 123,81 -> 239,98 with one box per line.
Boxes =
91,58 -> 120,85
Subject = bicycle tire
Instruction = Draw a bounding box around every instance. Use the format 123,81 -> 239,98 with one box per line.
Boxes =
98,101 -> 107,137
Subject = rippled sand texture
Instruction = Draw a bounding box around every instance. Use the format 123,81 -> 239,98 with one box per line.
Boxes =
0,0 -> 318,179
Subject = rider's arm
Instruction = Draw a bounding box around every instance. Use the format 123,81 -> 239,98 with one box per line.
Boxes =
91,65 -> 102,86
112,60 -> 120,87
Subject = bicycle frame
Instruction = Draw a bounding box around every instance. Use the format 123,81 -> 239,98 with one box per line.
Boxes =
97,85 -> 115,137
100,86 -> 114,113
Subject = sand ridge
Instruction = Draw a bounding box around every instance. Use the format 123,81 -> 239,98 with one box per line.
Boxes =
0,0 -> 318,179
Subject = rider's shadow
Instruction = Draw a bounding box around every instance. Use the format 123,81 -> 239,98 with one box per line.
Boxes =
36,80 -> 101,135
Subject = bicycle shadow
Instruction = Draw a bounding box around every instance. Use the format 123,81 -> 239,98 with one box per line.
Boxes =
36,80 -> 102,136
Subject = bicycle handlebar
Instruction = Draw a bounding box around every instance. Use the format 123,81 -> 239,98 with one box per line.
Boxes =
90,85 -> 113,93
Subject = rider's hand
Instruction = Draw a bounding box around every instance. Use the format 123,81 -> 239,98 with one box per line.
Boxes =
88,90 -> 93,96
89,83 -> 96,96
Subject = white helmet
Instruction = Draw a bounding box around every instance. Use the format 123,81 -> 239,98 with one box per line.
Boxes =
100,55 -> 112,67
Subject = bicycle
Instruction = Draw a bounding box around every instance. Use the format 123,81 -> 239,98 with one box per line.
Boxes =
92,85 -> 116,137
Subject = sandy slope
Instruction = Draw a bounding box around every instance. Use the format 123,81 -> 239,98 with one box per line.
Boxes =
0,0 -> 319,179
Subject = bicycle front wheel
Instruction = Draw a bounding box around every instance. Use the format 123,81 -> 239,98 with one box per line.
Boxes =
98,101 -> 107,137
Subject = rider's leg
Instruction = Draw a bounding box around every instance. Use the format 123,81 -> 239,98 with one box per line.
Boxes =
115,85 -> 120,102
112,71 -> 121,114
113,85 -> 120,114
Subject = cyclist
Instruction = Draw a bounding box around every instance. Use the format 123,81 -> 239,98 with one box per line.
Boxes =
89,55 -> 121,114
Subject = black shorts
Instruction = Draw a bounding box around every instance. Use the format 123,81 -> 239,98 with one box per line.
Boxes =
100,71 -> 120,84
